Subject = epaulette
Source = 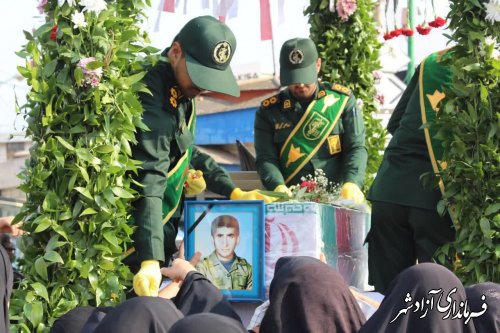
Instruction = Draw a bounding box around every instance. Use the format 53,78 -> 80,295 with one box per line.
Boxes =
261,94 -> 280,108
331,83 -> 351,96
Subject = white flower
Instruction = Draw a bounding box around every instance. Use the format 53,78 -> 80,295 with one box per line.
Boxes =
485,0 -> 500,23
71,11 -> 87,29
80,0 -> 107,15
484,36 -> 500,59
58,0 -> 76,7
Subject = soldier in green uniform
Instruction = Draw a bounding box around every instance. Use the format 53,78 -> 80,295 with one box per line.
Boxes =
366,49 -> 456,294
130,16 -> 272,297
195,215 -> 252,290
254,38 -> 367,203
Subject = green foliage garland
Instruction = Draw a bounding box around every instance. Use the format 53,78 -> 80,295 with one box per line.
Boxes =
305,0 -> 386,191
10,0 -> 157,331
434,0 -> 500,284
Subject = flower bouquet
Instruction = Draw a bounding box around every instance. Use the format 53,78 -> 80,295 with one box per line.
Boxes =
261,169 -> 370,212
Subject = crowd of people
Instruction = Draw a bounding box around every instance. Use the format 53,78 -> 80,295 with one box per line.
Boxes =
0,12 -> 498,333
44,257 -> 498,333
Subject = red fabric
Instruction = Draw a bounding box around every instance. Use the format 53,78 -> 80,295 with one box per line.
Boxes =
260,0 -> 273,40
163,0 -> 175,12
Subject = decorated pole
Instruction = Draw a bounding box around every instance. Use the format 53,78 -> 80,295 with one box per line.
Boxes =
10,0 -> 156,331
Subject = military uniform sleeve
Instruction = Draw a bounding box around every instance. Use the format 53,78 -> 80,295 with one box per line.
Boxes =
387,65 -> 420,134
246,263 -> 253,290
254,106 -> 286,190
190,146 -> 235,197
340,94 -> 368,187
131,68 -> 173,263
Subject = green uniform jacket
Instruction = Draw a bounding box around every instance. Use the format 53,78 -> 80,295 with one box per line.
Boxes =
367,65 -> 441,210
254,81 -> 367,189
195,251 -> 253,290
132,51 -> 235,263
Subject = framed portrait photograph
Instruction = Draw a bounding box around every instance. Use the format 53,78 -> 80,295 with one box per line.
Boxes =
184,200 -> 265,302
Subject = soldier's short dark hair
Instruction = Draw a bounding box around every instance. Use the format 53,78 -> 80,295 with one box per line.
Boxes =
210,215 -> 240,236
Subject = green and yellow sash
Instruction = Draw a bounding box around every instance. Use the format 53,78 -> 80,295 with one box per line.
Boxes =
419,49 -> 458,224
279,90 -> 349,184
162,101 -> 196,224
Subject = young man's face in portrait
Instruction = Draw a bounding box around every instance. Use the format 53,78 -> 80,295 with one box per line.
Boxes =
212,227 -> 240,261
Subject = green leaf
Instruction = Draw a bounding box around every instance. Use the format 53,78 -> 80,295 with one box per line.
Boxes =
111,187 -> 134,199
89,272 -> 98,291
34,216 -> 52,233
56,136 -> 75,151
75,187 -> 93,200
24,301 -> 44,328
80,207 -> 98,216
78,165 -> 90,183
479,218 -> 491,237
44,250 -> 64,264
485,203 -> 500,216
42,191 -> 59,212
31,282 -> 49,302
42,60 -> 57,77
95,145 -> 115,153
103,231 -> 119,247
34,257 -> 48,281
86,60 -> 103,70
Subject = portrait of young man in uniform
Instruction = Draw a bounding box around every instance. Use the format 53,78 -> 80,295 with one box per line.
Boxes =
196,215 -> 252,290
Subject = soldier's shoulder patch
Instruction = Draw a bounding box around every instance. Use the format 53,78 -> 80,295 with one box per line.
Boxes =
261,94 -> 280,108
331,83 -> 351,96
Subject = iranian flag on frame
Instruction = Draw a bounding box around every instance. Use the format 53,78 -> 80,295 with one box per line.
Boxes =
264,202 -> 370,294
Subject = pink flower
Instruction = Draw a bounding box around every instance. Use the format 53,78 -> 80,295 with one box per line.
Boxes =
37,0 -> 48,14
78,57 -> 103,87
336,0 -> 357,22
372,71 -> 382,83
376,92 -> 385,105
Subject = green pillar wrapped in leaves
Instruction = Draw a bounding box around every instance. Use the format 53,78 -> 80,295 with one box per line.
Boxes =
10,0 -> 156,331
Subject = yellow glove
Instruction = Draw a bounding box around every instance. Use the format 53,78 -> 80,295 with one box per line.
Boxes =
230,188 -> 274,203
184,169 -> 206,195
340,182 -> 365,204
133,260 -> 161,296
274,184 -> 292,197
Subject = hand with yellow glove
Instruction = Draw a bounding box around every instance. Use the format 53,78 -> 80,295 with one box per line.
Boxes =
340,182 -> 365,204
184,169 -> 206,196
133,260 -> 162,296
274,184 -> 292,198
230,188 -> 274,203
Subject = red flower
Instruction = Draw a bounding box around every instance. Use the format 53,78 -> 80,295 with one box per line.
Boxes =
402,28 -> 414,36
429,16 -> 447,28
300,180 -> 317,193
390,28 -> 403,37
416,24 -> 432,35
383,32 -> 394,40
50,25 -> 58,41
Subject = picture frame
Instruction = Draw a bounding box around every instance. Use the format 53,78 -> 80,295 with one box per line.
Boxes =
184,200 -> 265,302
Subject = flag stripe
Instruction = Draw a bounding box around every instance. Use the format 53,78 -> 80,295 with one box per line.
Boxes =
163,0 -> 175,12
260,0 -> 272,40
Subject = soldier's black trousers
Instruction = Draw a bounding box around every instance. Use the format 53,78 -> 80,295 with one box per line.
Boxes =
366,201 -> 455,294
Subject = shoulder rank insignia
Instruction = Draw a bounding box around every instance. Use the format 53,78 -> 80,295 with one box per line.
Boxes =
317,90 -> 326,99
331,83 -> 351,96
261,95 -> 279,108
169,86 -> 179,108
283,99 -> 292,109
